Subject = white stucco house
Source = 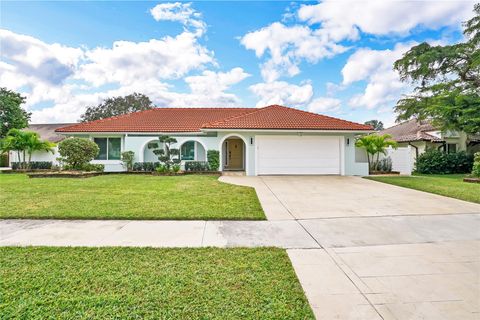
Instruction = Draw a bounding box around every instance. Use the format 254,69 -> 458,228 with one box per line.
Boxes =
17,105 -> 374,175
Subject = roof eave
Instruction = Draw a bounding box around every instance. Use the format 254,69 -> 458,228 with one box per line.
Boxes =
201,128 -> 374,133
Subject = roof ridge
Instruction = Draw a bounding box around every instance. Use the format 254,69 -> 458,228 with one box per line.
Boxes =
201,106 -> 270,127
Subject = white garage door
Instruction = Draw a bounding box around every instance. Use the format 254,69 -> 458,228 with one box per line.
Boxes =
256,136 -> 342,175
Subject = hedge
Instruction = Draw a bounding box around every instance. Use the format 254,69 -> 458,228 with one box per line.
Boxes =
11,161 -> 52,170
415,150 -> 474,174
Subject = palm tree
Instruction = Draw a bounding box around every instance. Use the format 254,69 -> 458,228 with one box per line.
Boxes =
355,134 -> 398,172
25,131 -> 55,168
1,129 -> 55,169
1,129 -> 29,169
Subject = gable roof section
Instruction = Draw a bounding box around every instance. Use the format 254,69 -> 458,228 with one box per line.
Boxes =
380,119 -> 443,143
56,108 -> 253,133
56,105 -> 372,133
203,105 -> 372,131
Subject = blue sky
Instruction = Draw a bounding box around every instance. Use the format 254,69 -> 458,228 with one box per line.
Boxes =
0,1 -> 475,125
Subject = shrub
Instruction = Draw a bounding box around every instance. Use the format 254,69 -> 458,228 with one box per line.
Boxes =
207,150 -> 220,171
121,151 -> 135,171
377,157 -> 392,172
11,161 -> 52,170
58,138 -> 99,170
185,161 -> 210,172
156,164 -> 167,173
133,162 -> 160,172
172,164 -> 181,173
415,150 -> 473,174
472,152 -> 480,177
0,153 -> 8,167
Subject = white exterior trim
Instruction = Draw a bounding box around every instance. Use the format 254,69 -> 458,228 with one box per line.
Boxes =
202,128 -> 374,134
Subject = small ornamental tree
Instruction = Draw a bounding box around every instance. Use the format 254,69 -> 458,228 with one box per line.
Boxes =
58,137 -> 99,170
149,135 -> 180,170
121,151 -> 135,171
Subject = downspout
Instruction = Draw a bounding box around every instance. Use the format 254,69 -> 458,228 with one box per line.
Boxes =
408,142 -> 419,159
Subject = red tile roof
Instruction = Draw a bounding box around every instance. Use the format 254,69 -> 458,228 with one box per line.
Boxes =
56,105 -> 372,133
203,105 -> 372,131
56,108 -> 252,133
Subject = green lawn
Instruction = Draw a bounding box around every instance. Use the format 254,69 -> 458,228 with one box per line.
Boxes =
0,174 -> 265,220
0,247 -> 313,320
366,174 -> 480,204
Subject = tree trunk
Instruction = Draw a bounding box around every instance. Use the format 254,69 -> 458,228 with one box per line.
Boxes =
28,151 -> 32,169
22,150 -> 26,169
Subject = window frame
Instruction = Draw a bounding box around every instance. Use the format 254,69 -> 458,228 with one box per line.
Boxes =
446,143 -> 457,154
180,141 -> 196,161
93,137 -> 122,161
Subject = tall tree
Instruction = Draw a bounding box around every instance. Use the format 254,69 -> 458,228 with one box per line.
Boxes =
0,88 -> 31,138
393,4 -> 480,135
80,93 -> 155,122
364,120 -> 384,131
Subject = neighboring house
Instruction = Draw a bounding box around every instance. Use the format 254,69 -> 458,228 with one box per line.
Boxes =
8,123 -> 75,165
380,119 -> 480,166
51,105 -> 372,175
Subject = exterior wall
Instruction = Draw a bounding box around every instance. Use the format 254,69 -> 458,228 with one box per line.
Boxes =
9,147 -> 60,165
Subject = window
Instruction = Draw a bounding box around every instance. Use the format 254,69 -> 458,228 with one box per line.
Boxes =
94,138 -> 121,160
181,141 -> 195,160
446,143 -> 457,154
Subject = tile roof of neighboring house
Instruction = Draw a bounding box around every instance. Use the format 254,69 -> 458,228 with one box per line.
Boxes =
26,123 -> 76,142
56,105 -> 372,133
380,119 -> 443,143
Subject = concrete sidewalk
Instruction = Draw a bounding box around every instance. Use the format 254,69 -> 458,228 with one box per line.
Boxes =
0,219 -> 319,248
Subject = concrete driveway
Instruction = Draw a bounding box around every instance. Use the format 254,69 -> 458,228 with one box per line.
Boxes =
220,175 -> 480,220
220,175 -> 480,319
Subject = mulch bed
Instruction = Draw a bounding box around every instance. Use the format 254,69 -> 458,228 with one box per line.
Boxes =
463,177 -> 480,184
27,171 -> 101,178
369,171 -> 401,176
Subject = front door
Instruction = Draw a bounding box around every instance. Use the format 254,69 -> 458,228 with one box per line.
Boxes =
226,139 -> 244,170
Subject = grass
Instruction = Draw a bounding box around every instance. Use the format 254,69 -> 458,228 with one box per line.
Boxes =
366,174 -> 480,204
0,247 -> 314,320
0,174 -> 265,220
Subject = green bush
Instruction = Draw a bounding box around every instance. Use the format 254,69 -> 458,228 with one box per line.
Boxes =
377,157 -> 392,172
58,138 -> 99,170
121,151 -> 135,171
11,161 -> 52,170
207,150 -> 220,171
155,164 -> 167,173
0,153 -> 8,167
185,161 -> 210,172
415,150 -> 473,174
472,152 -> 480,177
133,162 -> 160,172
172,164 -> 181,173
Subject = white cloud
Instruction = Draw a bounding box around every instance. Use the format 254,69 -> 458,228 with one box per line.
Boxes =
249,81 -> 313,107
298,0 -> 474,37
1,27 -> 248,123
241,22 -> 347,82
241,0 -> 474,83
150,2 -> 206,36
308,97 -> 341,113
185,67 -> 250,95
79,32 -> 214,87
341,43 -> 414,109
